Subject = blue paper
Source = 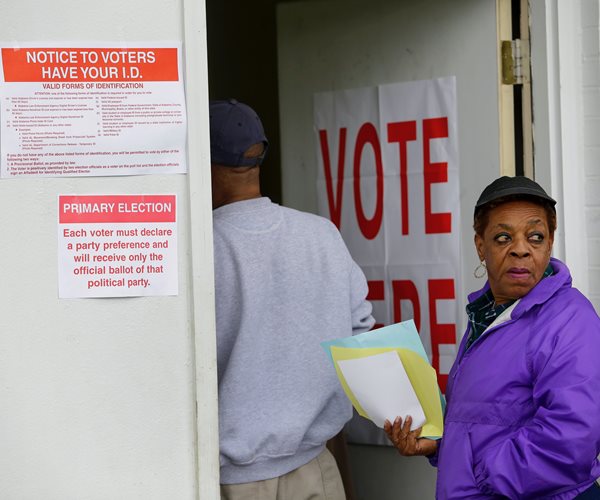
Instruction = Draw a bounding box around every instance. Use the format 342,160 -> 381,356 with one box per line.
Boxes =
321,319 -> 429,364
321,319 -> 446,414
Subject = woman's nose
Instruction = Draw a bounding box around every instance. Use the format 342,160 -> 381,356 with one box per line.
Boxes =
510,237 -> 530,257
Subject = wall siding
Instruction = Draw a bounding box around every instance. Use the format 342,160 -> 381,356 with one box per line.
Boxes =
581,0 -> 600,311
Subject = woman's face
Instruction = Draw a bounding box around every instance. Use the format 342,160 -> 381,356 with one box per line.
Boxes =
475,200 -> 554,305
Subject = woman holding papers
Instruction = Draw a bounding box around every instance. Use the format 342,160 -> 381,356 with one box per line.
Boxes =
385,176 -> 600,499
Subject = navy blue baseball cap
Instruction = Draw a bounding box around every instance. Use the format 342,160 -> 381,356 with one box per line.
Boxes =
209,99 -> 269,167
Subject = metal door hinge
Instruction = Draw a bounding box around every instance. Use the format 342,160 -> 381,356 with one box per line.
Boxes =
501,39 -> 529,85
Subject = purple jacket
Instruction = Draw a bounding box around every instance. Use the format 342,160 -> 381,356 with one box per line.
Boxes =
434,258 -> 600,499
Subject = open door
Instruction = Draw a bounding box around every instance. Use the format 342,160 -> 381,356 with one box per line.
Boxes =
498,0 -> 534,178
277,0 -> 530,498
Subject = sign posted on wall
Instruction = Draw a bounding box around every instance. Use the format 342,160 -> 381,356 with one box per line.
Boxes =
58,194 -> 177,298
0,43 -> 186,177
314,77 -> 461,393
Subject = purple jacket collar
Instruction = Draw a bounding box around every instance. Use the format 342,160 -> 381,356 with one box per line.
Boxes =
467,257 -> 571,321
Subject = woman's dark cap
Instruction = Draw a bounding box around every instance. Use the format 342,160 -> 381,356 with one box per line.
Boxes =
209,98 -> 269,167
475,176 -> 556,214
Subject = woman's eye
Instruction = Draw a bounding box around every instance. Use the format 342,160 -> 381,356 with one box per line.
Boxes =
529,233 -> 544,242
495,233 -> 510,243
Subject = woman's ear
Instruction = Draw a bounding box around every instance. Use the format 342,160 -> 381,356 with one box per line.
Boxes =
474,233 -> 484,261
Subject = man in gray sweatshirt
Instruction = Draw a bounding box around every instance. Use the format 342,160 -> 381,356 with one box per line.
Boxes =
210,99 -> 375,500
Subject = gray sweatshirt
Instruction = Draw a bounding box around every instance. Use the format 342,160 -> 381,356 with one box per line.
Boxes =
213,197 -> 374,484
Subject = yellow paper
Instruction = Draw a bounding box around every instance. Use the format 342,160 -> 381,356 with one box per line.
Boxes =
330,346 -> 444,438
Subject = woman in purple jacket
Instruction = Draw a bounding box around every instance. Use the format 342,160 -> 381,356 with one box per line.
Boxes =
385,176 -> 600,499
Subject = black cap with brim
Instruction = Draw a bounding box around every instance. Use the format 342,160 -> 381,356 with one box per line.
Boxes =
475,176 -> 556,213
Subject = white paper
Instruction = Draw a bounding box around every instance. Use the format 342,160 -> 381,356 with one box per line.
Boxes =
57,194 -> 178,298
336,351 -> 426,429
0,42 -> 187,178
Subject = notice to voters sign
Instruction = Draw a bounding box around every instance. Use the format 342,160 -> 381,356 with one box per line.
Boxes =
314,77 -> 461,393
58,194 -> 178,298
0,43 -> 186,178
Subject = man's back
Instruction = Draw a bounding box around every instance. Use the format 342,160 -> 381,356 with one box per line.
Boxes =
213,197 -> 373,484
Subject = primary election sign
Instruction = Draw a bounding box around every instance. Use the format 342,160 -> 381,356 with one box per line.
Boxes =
314,76 -> 461,393
58,194 -> 178,298
0,43 -> 186,178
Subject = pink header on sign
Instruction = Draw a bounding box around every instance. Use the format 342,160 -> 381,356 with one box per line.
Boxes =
59,195 -> 176,223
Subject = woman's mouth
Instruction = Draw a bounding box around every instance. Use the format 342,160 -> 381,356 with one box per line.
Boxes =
507,267 -> 530,279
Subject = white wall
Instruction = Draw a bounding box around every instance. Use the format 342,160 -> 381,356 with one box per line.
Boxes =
0,1 -> 218,498
531,0 -> 600,308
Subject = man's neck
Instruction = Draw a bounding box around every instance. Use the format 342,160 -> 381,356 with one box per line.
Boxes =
214,190 -> 262,209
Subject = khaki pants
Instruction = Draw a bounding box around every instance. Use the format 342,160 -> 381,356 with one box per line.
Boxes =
220,448 -> 346,500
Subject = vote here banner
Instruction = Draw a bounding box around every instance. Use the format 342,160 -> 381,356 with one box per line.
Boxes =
314,77 -> 461,393
58,194 -> 178,298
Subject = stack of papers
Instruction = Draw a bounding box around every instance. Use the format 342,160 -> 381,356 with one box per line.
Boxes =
322,320 -> 444,439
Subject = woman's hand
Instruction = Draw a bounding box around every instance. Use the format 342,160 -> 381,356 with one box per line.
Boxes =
384,415 -> 438,457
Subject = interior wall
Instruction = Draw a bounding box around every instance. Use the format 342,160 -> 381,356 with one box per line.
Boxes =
348,446 -> 436,499
205,0 -> 282,203
276,0 -> 502,316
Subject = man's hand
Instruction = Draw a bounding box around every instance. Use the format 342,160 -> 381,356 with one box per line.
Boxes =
383,415 -> 438,457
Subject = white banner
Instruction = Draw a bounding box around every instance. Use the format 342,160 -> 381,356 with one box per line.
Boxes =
314,77 -> 461,442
